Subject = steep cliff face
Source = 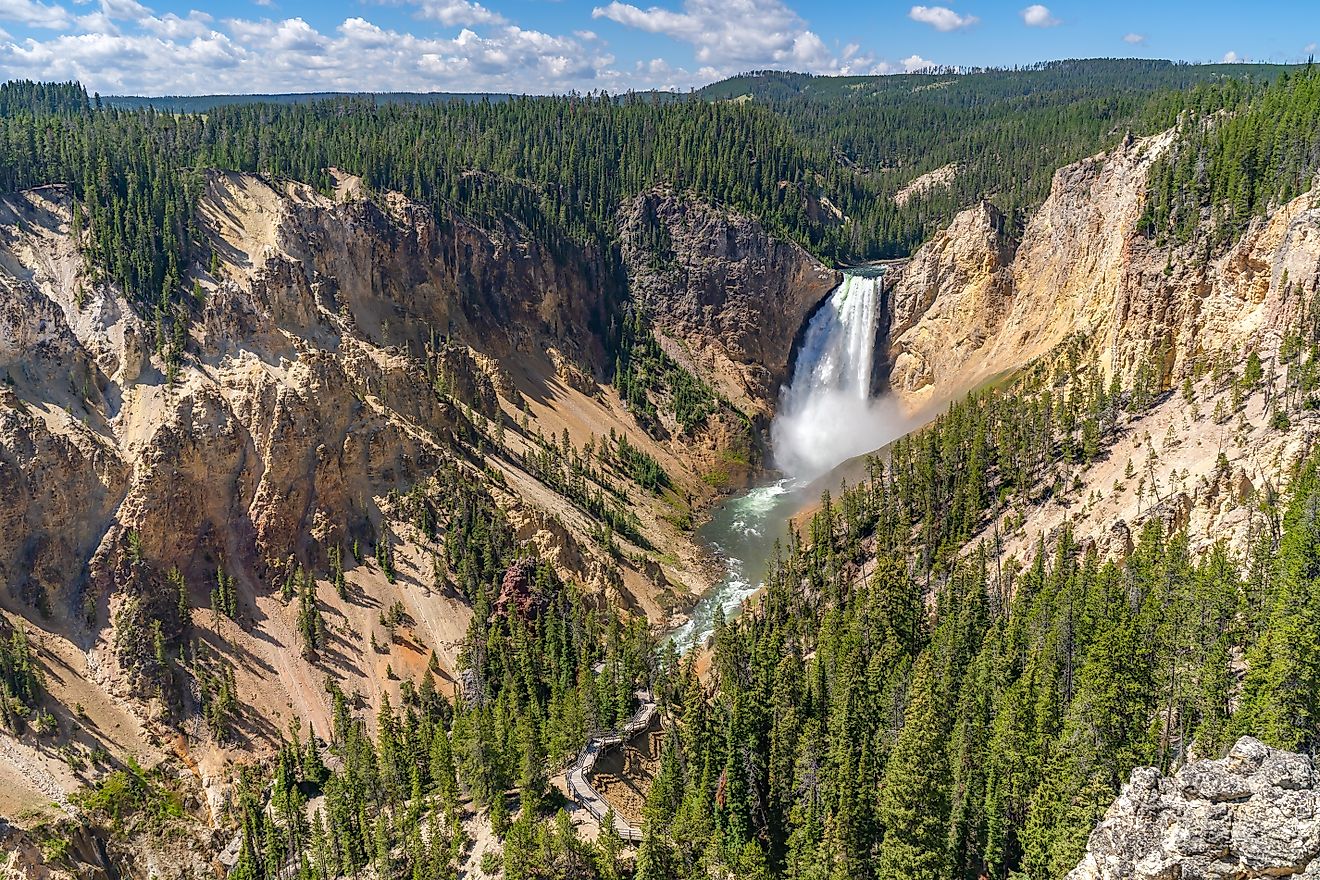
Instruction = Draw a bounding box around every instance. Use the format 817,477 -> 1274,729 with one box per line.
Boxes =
1069,737 -> 1320,880
874,130 -> 1320,569
200,172 -> 614,372
619,188 -> 840,418
883,132 -> 1165,404
883,130 -> 1320,411
883,199 -> 1017,398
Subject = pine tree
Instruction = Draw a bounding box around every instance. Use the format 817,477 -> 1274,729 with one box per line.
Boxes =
171,566 -> 191,630
876,655 -> 949,880
297,575 -> 326,657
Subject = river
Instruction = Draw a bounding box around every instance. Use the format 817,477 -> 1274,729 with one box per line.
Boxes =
666,478 -> 806,653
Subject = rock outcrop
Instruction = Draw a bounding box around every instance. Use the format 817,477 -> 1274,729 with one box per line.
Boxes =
1068,737 -> 1320,880
883,199 -> 1016,397
619,188 -> 840,418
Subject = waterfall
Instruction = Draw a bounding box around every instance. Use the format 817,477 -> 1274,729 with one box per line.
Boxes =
670,271 -> 909,653
771,271 -> 905,481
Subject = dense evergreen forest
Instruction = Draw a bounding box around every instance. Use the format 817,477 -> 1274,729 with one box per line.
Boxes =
1144,63 -> 1320,244
634,336 -> 1320,880
695,59 -> 1292,252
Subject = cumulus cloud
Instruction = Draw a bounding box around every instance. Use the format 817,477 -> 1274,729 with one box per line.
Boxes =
0,0 -> 72,29
99,0 -> 148,19
592,0 -> 872,78
1123,32 -> 1145,45
226,16 -> 326,53
1222,50 -> 1240,63
0,8 -> 618,94
1020,4 -> 1059,27
71,9 -> 118,32
412,0 -> 504,27
139,10 -> 214,39
908,5 -> 977,32
871,53 -> 934,74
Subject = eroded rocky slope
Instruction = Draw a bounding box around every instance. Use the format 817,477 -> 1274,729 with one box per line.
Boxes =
883,129 -> 1318,411
875,130 -> 1320,564
619,187 -> 839,418
0,170 -> 830,833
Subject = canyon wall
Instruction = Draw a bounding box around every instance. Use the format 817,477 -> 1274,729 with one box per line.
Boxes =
619,187 -> 839,419
0,171 -> 830,825
883,130 -> 1319,411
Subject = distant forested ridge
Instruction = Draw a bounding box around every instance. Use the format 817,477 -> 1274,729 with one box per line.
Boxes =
0,60 -> 1298,324
696,59 -> 1292,255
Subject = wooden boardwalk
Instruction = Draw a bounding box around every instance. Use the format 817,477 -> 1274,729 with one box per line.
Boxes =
564,692 -> 655,844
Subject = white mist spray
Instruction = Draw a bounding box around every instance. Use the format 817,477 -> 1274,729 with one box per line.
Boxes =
771,272 -> 907,481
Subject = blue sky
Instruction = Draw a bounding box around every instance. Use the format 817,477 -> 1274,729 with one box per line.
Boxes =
0,0 -> 1315,95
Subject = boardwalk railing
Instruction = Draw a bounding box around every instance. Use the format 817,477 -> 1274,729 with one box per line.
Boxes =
564,693 -> 655,844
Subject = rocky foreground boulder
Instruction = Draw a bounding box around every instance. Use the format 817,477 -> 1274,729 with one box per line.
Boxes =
1069,737 -> 1320,879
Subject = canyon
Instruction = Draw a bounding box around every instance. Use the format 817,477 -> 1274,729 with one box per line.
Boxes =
3,110 -> 1320,878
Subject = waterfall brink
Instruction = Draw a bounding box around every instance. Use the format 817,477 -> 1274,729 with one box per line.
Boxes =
772,272 -> 905,481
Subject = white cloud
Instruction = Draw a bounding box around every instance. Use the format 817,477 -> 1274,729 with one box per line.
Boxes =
71,9 -> 117,31
1306,42 -> 1317,54
908,5 -> 977,32
1123,32 -> 1145,45
871,53 -> 935,74
592,0 -> 870,78
140,10 -> 213,39
0,11 -> 621,94
226,16 -> 328,53
1222,50 -> 1240,63
1020,4 -> 1059,27
413,0 -> 504,27
98,0 -> 147,19
0,0 -> 72,29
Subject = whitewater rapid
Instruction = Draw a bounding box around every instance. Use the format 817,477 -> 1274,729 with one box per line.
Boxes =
670,270 -> 905,653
